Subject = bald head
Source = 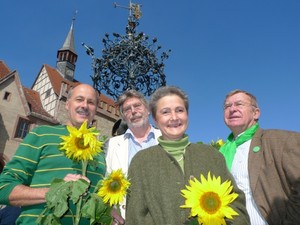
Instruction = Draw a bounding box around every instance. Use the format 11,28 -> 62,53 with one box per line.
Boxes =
65,84 -> 99,128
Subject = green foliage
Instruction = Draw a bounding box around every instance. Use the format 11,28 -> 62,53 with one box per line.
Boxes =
81,193 -> 113,225
99,135 -> 108,143
196,138 -> 225,150
37,178 -> 112,225
185,217 -> 200,225
210,139 -> 225,150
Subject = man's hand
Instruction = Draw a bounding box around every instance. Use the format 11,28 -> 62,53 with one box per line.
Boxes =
111,207 -> 125,225
63,174 -> 90,183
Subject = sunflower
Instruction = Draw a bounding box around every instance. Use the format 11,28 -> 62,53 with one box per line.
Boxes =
98,169 -> 130,206
181,172 -> 239,225
210,138 -> 225,150
60,121 -> 103,161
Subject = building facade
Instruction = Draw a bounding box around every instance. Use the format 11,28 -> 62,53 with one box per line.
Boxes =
0,20 -> 120,172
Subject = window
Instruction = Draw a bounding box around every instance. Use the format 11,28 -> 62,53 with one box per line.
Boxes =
3,91 -> 11,101
45,89 -> 51,98
15,118 -> 31,139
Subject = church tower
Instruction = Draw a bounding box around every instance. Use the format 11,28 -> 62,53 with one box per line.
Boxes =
56,14 -> 78,81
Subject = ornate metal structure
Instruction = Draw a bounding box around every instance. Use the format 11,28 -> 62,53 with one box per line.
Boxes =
82,2 -> 170,100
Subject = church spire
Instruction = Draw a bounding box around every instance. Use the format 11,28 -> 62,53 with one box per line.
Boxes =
56,11 -> 78,81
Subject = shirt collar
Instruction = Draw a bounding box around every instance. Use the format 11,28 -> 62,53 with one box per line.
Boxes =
124,125 -> 155,141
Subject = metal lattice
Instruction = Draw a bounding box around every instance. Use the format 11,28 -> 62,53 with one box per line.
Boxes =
82,2 -> 170,100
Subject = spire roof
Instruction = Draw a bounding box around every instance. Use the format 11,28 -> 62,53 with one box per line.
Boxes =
60,13 -> 77,53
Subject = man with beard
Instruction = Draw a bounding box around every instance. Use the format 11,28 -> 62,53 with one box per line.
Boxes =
105,90 -> 161,224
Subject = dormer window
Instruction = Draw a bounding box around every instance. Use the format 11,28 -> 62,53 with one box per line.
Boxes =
3,91 -> 11,101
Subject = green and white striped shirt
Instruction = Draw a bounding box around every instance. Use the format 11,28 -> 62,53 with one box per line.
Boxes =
0,125 -> 106,225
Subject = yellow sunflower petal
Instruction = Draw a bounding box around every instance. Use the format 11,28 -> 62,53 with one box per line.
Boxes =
181,171 -> 239,224
60,121 -> 103,162
98,169 -> 130,206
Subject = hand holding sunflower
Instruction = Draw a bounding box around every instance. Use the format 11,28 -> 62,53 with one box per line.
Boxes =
37,121 -> 130,225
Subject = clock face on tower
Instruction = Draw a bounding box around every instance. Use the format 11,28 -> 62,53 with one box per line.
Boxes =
57,63 -> 64,73
56,61 -> 75,79
66,68 -> 74,77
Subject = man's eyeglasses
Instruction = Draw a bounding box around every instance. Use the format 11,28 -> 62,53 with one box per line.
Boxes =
223,101 -> 256,110
123,102 -> 143,115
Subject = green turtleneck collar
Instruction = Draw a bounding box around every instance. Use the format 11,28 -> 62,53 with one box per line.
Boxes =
158,135 -> 190,171
158,134 -> 190,157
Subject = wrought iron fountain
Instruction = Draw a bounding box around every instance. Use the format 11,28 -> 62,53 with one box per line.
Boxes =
82,1 -> 170,100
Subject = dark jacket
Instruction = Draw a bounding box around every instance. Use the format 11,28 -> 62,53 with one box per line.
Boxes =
249,129 -> 300,225
126,143 -> 250,225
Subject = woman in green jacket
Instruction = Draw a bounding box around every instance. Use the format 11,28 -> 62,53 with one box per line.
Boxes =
126,86 -> 250,225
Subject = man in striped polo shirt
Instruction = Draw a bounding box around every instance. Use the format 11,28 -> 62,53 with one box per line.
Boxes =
0,84 -> 106,225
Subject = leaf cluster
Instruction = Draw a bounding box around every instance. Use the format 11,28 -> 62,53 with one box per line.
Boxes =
185,217 -> 200,225
37,178 -> 112,225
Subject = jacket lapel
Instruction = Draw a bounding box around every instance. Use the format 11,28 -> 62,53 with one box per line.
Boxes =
113,135 -> 129,174
248,129 -> 264,193
121,137 -> 130,173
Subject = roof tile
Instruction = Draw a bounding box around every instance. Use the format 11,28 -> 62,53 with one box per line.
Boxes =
23,87 -> 55,119
0,60 -> 11,79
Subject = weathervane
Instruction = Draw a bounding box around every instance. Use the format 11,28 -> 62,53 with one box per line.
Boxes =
82,1 -> 170,100
113,1 -> 142,20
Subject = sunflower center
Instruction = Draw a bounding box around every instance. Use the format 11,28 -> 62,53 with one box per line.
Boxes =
200,191 -> 221,214
109,180 -> 121,193
76,137 -> 89,149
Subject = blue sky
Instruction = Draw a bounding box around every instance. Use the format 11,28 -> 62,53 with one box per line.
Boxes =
1,0 -> 300,143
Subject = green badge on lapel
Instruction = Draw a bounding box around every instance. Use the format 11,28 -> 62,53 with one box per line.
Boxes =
253,146 -> 260,152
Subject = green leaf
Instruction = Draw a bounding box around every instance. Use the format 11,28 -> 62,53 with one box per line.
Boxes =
99,135 -> 108,142
96,209 -> 113,225
70,179 -> 90,203
81,193 -> 113,225
36,213 -> 61,225
45,178 -> 73,217
185,217 -> 200,225
93,179 -> 103,193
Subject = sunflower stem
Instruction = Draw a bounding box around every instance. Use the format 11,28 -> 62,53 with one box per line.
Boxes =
74,196 -> 82,225
82,160 -> 87,177
74,160 -> 88,225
